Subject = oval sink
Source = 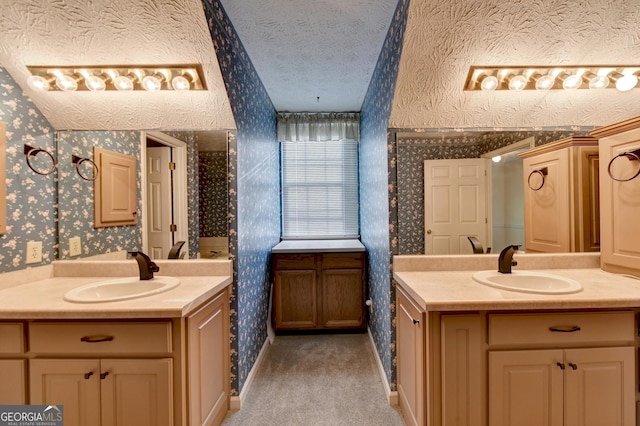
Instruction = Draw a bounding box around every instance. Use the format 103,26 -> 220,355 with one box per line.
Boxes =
472,270 -> 582,294
64,276 -> 180,303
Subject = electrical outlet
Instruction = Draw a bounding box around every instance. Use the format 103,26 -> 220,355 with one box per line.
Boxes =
69,236 -> 81,257
26,241 -> 43,264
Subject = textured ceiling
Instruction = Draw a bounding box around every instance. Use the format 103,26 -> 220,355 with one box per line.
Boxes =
390,0 -> 640,129
219,0 -> 399,112
1,0 -> 639,132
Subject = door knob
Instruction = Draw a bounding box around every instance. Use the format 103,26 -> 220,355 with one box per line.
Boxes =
426,229 -> 432,234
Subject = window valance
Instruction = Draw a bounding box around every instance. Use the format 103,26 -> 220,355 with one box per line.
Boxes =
277,113 -> 360,142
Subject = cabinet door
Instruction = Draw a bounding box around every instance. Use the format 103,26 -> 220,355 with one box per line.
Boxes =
0,359 -> 26,404
100,358 -> 173,426
523,149 -> 571,252
598,133 -> 640,276
396,288 -> 425,426
321,268 -> 364,328
94,147 -> 138,227
30,359 -> 101,426
441,315 -> 482,426
489,350 -> 564,426
273,270 -> 317,329
564,347 -> 635,426
188,290 -> 230,426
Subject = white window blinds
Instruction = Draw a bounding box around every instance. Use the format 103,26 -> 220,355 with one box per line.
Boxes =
280,139 -> 359,239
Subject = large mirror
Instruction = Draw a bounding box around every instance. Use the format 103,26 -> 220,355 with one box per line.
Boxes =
0,121 -> 6,235
394,129 -> 596,256
56,129 -> 229,261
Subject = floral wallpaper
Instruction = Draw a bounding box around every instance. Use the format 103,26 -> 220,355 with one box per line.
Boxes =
359,0 -> 409,392
202,0 -> 281,396
392,129 -> 595,255
0,66 -> 56,274
57,131 -> 143,259
198,151 -> 228,237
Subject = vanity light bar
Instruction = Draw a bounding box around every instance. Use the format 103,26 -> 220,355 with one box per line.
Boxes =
26,64 -> 207,92
465,65 -> 640,92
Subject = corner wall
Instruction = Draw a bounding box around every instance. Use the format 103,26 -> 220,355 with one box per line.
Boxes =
359,0 -> 410,391
202,0 -> 281,395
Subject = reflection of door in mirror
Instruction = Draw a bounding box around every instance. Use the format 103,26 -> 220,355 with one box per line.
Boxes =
0,121 -> 6,235
142,132 -> 189,260
424,159 -> 488,255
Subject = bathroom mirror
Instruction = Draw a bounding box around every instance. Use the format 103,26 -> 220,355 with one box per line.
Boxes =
56,129 -> 229,260
0,121 -> 6,235
394,129 -> 597,256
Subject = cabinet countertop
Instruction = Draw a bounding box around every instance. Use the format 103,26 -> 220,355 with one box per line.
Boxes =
271,239 -> 365,253
394,268 -> 640,312
0,274 -> 231,320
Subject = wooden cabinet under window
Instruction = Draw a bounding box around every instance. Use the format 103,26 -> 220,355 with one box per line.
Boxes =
519,136 -> 600,253
272,251 -> 366,331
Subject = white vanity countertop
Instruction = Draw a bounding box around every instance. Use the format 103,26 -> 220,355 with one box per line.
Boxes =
394,268 -> 640,312
0,259 -> 233,319
392,253 -> 640,311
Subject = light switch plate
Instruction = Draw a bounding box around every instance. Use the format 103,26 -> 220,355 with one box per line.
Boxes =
26,241 -> 42,264
69,236 -> 81,257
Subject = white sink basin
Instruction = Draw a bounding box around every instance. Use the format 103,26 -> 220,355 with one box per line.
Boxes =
64,276 -> 180,303
472,270 -> 582,294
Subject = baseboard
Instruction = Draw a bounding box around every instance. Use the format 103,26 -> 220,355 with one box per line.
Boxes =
367,327 -> 399,406
229,337 -> 271,411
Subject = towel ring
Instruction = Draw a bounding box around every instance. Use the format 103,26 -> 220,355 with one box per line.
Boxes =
72,155 -> 99,181
527,167 -> 548,191
607,149 -> 640,182
24,144 -> 57,176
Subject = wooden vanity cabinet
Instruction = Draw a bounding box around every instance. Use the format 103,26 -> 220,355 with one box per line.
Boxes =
519,136 -> 600,253
272,252 -> 365,331
395,287 -> 637,426
0,322 -> 27,404
23,287 -> 229,426
591,116 -> 640,278
396,286 -> 425,426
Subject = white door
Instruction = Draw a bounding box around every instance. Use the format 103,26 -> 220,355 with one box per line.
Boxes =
424,159 -> 488,254
147,146 -> 173,259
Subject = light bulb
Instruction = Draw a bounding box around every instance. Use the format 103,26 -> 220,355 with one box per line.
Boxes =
562,74 -> 582,90
142,74 -> 162,91
27,75 -> 51,91
114,75 -> 134,91
85,75 -> 106,91
535,74 -> 555,90
588,75 -> 609,89
55,74 -> 78,91
171,75 -> 191,91
615,74 -> 638,92
508,75 -> 527,91
480,75 -> 498,91
492,155 -> 502,163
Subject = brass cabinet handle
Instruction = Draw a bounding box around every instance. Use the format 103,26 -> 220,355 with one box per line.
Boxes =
80,335 -> 114,343
556,362 -> 565,370
549,326 -> 581,333
100,372 -> 110,380
84,371 -> 94,380
568,363 -> 578,370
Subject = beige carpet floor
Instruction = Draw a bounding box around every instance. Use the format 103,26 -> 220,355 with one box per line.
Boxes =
222,333 -> 406,426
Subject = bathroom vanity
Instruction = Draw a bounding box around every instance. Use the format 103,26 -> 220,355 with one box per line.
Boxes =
0,259 -> 232,426
393,254 -> 640,426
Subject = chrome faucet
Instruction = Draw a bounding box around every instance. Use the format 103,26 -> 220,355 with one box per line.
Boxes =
498,244 -> 520,274
128,251 -> 159,280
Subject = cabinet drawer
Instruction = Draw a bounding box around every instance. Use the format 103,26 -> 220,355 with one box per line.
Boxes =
272,254 -> 316,270
322,252 -> 364,269
29,321 -> 172,355
488,311 -> 634,346
0,323 -> 25,354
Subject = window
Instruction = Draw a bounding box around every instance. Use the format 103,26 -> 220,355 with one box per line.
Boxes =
280,139 -> 359,238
